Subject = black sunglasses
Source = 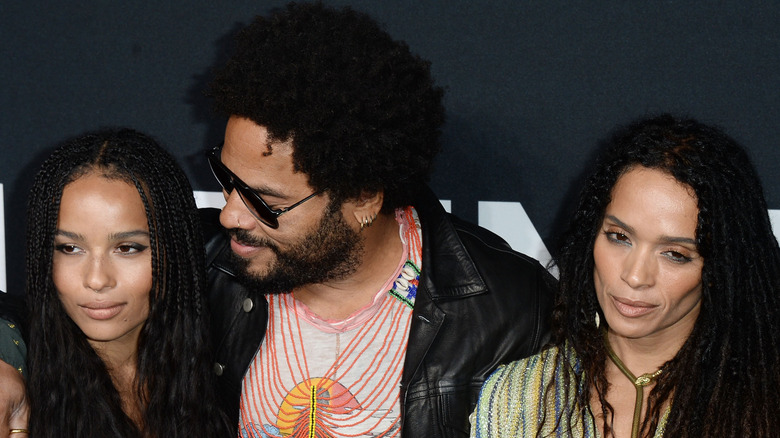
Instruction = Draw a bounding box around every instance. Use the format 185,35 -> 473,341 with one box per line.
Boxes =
206,145 -> 319,229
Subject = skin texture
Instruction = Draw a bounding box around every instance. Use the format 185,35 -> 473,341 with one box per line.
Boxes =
53,173 -> 152,367
591,166 -> 704,436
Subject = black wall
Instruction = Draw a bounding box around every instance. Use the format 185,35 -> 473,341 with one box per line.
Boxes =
2,1 -> 779,294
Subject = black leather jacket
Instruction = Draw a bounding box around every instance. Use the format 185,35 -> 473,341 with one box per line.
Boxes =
203,186 -> 554,437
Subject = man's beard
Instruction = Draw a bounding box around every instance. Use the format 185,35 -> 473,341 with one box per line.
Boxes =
226,201 -> 364,295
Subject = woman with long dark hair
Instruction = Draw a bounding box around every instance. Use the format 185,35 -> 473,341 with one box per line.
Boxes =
472,114 -> 780,437
25,128 -> 228,437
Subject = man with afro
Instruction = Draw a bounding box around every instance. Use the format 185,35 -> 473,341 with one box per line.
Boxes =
202,2 -> 554,437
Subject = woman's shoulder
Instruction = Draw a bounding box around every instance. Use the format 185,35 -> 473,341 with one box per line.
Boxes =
482,344 -> 568,399
471,345 -> 571,437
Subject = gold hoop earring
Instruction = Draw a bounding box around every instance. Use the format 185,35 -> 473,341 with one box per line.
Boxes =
359,215 -> 374,230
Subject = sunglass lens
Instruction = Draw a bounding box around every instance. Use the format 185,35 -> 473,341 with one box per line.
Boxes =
236,191 -> 279,228
208,153 -> 280,228
209,158 -> 235,193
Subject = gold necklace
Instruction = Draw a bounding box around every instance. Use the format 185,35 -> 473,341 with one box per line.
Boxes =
603,329 -> 663,438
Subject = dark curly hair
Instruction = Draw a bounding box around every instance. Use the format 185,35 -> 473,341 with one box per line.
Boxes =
547,114 -> 780,437
208,1 -> 445,213
26,128 -> 229,437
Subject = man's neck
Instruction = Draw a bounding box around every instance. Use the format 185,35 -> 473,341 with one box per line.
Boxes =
293,212 -> 404,320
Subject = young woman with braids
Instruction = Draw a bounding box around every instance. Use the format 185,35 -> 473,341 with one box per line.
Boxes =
471,114 -> 780,437
24,128 -> 228,437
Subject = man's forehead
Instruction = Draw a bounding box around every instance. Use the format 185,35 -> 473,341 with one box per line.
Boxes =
225,116 -> 292,151
222,140 -> 295,176
222,118 -> 314,193
224,118 -> 292,159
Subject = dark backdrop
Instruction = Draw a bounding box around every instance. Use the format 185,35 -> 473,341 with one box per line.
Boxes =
2,1 -> 779,295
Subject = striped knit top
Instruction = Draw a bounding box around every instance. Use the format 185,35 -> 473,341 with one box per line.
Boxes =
470,343 -> 669,437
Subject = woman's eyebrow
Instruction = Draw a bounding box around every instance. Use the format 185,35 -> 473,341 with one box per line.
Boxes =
54,229 -> 83,240
606,215 -> 697,246
108,230 -> 150,241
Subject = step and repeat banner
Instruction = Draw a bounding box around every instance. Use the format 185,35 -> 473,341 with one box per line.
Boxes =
2,1 -> 779,293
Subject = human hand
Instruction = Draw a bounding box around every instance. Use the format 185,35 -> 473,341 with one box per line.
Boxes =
0,360 -> 28,437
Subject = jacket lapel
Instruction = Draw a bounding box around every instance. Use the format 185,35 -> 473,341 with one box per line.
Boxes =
400,185 -> 488,391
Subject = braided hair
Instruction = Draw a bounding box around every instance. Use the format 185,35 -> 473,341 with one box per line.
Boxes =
26,128 -> 228,437
548,114 -> 780,437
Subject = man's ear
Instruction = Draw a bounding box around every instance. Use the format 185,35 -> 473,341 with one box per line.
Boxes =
347,190 -> 384,229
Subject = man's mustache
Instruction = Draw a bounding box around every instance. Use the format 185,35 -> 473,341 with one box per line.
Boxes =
227,227 -> 275,249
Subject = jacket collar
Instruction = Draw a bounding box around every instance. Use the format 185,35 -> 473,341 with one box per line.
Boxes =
414,185 -> 488,300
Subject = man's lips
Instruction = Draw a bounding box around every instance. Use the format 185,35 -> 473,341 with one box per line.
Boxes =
80,302 -> 125,320
230,237 -> 265,257
610,296 -> 658,317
